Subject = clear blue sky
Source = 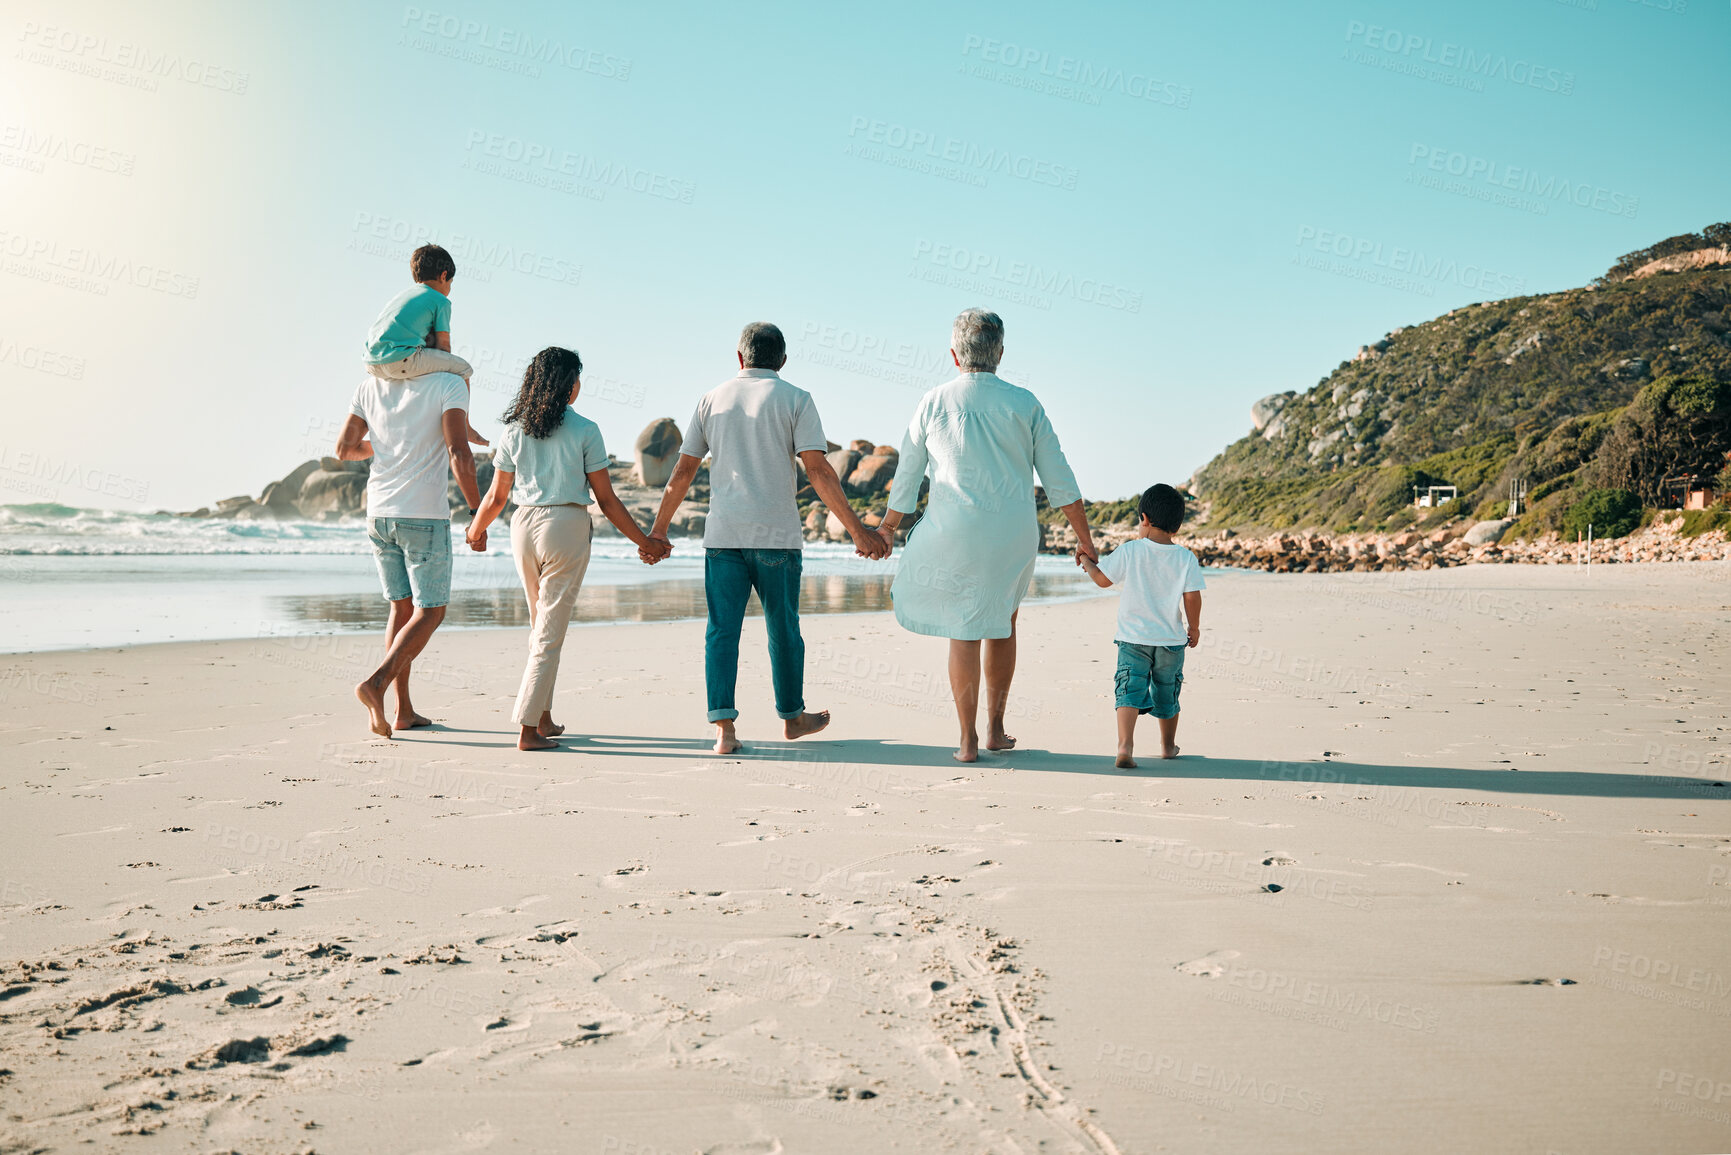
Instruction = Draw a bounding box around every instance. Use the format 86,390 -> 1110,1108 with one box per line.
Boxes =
3,0 -> 1726,510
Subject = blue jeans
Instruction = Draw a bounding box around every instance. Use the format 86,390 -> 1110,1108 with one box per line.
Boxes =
705,548 -> 805,722
368,518 -> 452,608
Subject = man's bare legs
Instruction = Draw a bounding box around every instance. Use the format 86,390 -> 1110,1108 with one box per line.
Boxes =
1158,712 -> 1180,759
713,720 -> 741,755
949,639 -> 982,763
355,601 -> 447,738
1115,706 -> 1140,769
381,597 -> 432,729
982,612 -> 1019,751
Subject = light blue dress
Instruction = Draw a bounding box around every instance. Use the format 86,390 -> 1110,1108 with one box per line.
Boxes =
885,373 -> 1082,640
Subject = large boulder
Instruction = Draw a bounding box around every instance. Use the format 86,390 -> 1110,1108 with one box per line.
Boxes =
1464,519 -> 1513,546
848,454 -> 899,495
669,501 -> 708,536
803,505 -> 828,539
260,460 -> 322,514
634,418 -> 683,488
1250,392 -> 1292,432
297,470 -> 367,518
319,456 -> 369,474
826,449 -> 860,485
848,439 -> 875,455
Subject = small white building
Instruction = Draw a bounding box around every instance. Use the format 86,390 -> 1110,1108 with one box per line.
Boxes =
1414,485 -> 1458,509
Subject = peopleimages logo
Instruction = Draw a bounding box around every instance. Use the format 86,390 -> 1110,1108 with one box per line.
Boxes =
15,21 -> 250,94
1344,21 -> 1575,95
399,7 -> 631,79
846,116 -> 1079,190
1405,144 -> 1638,219
909,240 -> 1142,313
1294,226 -> 1527,296
462,130 -> 695,204
958,34 -> 1192,108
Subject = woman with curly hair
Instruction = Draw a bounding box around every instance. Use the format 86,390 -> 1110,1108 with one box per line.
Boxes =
466,346 -> 669,750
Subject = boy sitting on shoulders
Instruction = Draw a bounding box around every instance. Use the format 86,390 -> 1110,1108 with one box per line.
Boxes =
362,242 -> 486,446
1076,483 -> 1204,768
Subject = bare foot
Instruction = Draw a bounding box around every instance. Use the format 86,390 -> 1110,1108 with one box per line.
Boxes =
1162,745 -> 1181,760
954,740 -> 979,764
537,721 -> 566,737
1116,752 -> 1138,769
783,711 -> 830,740
518,731 -> 559,751
355,680 -> 391,738
985,730 -> 1017,751
714,726 -> 741,755
396,712 -> 432,729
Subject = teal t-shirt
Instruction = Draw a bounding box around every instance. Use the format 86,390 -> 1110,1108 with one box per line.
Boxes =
364,284 -> 453,365
492,408 -> 611,507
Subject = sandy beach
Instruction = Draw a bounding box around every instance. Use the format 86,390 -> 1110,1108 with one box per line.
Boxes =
2,563 -> 1729,1154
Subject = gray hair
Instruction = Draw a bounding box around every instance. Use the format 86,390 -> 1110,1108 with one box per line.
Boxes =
737,321 -> 786,369
951,308 -> 1004,372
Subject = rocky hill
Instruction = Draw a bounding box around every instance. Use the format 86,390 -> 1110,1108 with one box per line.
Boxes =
1191,225 -> 1731,535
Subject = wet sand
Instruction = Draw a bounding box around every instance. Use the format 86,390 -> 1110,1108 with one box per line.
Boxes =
1,563 -> 1728,1153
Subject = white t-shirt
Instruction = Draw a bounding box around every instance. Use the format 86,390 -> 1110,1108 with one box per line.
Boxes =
1097,538 -> 1207,645
348,372 -> 468,520
681,369 -> 828,550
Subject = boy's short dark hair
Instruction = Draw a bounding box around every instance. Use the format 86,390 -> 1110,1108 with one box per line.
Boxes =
410,244 -> 456,284
1139,483 -> 1186,533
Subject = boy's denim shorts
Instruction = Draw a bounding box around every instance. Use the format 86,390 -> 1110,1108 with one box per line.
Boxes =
1114,641 -> 1185,718
368,517 -> 452,608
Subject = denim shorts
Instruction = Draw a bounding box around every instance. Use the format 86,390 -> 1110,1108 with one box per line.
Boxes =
368,517 -> 452,608
1114,640 -> 1185,718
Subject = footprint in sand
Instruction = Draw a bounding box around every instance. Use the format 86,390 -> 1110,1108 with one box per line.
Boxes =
1174,949 -> 1241,979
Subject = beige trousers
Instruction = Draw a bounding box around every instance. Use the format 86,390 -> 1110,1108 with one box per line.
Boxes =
510,505 -> 593,726
366,347 -> 473,380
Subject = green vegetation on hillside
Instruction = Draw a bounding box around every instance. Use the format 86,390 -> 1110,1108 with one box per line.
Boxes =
1192,226 -> 1731,534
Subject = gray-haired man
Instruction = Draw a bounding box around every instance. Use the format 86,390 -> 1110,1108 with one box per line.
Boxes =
650,322 -> 888,753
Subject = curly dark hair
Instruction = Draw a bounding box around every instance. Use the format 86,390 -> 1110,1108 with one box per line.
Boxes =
502,347 -> 582,440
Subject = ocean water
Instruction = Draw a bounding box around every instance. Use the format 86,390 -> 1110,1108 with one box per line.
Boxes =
0,504 -> 1100,652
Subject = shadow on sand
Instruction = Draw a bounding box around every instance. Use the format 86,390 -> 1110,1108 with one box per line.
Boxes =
476,732 -> 1731,801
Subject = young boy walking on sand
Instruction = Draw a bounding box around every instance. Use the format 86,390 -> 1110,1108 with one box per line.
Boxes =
362,243 -> 486,446
1077,483 -> 1204,768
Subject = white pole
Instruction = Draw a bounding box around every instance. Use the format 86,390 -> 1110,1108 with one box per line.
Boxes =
1587,524 -> 1593,568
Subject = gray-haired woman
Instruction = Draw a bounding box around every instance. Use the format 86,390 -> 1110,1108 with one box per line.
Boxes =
877,310 -> 1098,762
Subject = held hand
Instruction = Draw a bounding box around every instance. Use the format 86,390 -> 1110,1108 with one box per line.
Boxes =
466,527 -> 487,552
850,526 -> 889,560
639,532 -> 672,565
1076,540 -> 1100,565
876,525 -> 896,557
